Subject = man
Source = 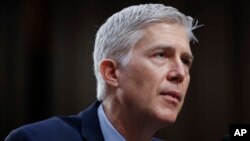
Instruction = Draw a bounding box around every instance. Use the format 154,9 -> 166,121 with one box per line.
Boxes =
5,4 -> 200,141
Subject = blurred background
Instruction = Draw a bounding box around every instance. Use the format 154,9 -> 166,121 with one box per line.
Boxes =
1,0 -> 250,141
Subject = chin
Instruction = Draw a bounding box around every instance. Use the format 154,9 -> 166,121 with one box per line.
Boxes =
153,103 -> 181,125
164,115 -> 177,124
156,111 -> 178,125
167,115 -> 177,123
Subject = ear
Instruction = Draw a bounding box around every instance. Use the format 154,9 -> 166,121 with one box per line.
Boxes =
99,59 -> 118,87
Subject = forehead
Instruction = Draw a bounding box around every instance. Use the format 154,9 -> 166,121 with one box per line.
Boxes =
134,23 -> 191,54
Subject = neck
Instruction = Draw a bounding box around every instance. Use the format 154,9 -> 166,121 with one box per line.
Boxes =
102,96 -> 162,141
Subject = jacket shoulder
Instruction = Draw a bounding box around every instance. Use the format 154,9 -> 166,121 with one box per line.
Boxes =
5,116 -> 83,141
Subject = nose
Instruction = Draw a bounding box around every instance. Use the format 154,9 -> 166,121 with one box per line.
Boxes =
167,60 -> 186,84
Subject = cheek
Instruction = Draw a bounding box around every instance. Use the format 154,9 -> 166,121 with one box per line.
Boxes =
119,64 -> 160,102
129,63 -> 162,91
182,75 -> 190,92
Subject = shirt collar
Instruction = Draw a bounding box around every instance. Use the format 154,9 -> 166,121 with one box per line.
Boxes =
97,103 -> 126,141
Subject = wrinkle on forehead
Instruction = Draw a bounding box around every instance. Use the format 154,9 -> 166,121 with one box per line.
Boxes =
134,23 -> 191,54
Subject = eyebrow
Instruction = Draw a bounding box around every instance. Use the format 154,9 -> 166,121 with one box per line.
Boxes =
149,45 -> 194,60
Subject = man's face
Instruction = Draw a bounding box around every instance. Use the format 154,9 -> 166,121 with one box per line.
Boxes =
117,23 -> 193,125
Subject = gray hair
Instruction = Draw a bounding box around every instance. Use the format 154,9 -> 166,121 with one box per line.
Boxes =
93,4 -> 200,101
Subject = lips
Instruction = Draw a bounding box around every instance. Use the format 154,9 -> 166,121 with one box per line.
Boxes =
160,91 -> 182,102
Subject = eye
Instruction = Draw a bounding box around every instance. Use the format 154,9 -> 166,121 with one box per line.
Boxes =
182,58 -> 192,68
154,51 -> 167,59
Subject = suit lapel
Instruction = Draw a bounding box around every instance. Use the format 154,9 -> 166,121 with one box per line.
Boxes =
79,101 -> 165,141
79,101 -> 105,141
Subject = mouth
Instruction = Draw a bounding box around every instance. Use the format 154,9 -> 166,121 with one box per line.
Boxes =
160,91 -> 182,103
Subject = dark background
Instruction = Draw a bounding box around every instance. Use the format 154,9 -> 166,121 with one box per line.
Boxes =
1,0 -> 250,141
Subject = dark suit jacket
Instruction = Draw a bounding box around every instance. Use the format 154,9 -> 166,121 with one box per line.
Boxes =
5,101 -> 164,141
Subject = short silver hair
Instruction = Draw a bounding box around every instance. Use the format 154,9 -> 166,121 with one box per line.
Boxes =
93,4 -> 200,101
